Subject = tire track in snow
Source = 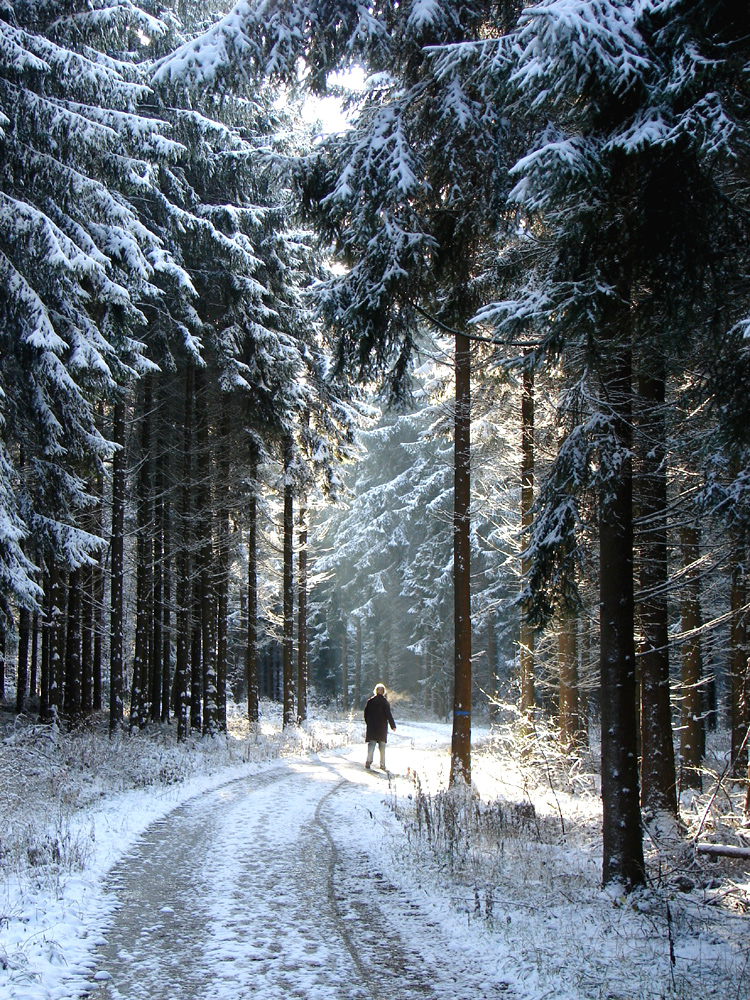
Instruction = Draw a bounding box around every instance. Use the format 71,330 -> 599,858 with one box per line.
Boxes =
91,754 -> 517,1000
315,773 -> 516,1000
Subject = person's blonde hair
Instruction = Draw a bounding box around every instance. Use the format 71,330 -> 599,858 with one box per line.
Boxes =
374,683 -> 386,696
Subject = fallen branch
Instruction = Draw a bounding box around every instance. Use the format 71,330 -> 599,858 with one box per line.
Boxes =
695,843 -> 750,860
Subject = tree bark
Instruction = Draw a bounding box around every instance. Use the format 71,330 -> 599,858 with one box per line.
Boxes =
39,571 -> 50,720
30,613 -> 39,704
92,400 -> 105,712
109,398 -> 126,735
195,367 -> 217,737
451,330 -> 472,785
729,535 -> 748,775
558,612 -> 580,751
341,625 -> 348,711
175,365 -> 193,741
151,444 -> 164,724
520,363 -> 535,716
80,561 -> 93,715
64,568 -> 82,723
355,617 -> 362,711
161,489 -> 172,724
297,495 -> 308,724
215,397 -> 231,732
282,435 -> 295,727
246,442 -> 260,724
680,525 -> 704,790
16,606 -> 30,714
49,562 -> 65,725
636,367 -> 677,817
130,377 -> 153,732
598,346 -> 645,889
0,623 -> 5,702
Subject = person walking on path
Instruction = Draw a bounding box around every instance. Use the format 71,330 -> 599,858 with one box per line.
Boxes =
364,683 -> 396,771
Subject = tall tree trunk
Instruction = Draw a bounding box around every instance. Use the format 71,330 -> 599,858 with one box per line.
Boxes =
64,569 -> 82,723
49,562 -> 65,725
93,400 -> 105,712
0,623 -> 5,702
109,398 -> 126,734
599,346 -> 645,889
520,363 -> 536,716
215,397 -> 231,732
81,561 -> 93,715
451,329 -> 472,785
175,366 -> 194,741
161,491 -> 172,724
151,446 -> 164,724
246,442 -> 260,724
558,611 -> 580,751
488,613 -> 500,722
730,535 -> 748,775
16,606 -> 30,714
355,617 -> 362,711
282,436 -> 295,728
131,377 -> 153,732
39,571 -> 51,721
680,525 -> 704,790
297,495 -> 308,724
341,625 -> 349,711
30,614 -> 39,703
195,367 -> 216,736
636,367 -> 677,818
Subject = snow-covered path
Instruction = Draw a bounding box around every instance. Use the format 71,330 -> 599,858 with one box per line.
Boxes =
94,729 -> 515,1000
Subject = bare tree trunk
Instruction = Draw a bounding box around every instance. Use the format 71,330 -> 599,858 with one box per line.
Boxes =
81,561 -> 93,715
355,617 -> 362,711
161,493 -> 172,724
175,366 -> 193,741
49,562 -> 65,725
636,367 -> 677,818
730,535 -> 748,775
39,571 -> 51,721
520,363 -> 535,716
109,399 -> 126,734
341,625 -> 348,711
680,525 -> 704,790
93,401 -> 104,712
282,436 -> 295,728
246,442 -> 259,724
451,329 -> 472,785
151,445 -> 164,724
558,612 -> 580,751
599,346 -> 645,889
16,606 -> 30,714
215,398 -> 231,732
297,495 -> 308,724
64,568 -> 82,723
131,377 -> 153,732
190,585 -> 202,732
0,623 -> 5,702
488,614 -> 500,722
30,614 -> 39,704
195,367 -> 217,737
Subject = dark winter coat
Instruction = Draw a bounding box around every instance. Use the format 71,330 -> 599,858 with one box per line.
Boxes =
364,694 -> 396,744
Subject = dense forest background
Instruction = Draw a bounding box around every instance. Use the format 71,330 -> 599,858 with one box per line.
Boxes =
1,0 -> 749,891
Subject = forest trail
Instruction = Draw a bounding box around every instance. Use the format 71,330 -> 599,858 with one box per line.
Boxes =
93,730 -> 517,1000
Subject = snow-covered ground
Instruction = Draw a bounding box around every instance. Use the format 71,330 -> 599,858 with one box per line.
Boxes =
1,705 -> 748,1000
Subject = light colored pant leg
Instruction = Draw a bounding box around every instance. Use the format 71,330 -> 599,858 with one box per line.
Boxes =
366,741 -> 377,765
378,741 -> 386,768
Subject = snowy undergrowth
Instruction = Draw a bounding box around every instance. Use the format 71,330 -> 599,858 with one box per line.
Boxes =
385,721 -> 750,1000
0,700 -> 357,889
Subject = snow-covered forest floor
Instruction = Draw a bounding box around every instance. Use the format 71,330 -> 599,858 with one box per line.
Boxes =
1,702 -> 748,1000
